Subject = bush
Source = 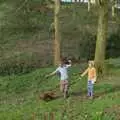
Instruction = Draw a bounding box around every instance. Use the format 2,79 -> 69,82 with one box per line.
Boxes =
106,27 -> 120,58
0,53 -> 47,76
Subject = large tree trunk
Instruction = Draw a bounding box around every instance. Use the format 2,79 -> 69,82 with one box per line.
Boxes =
54,0 -> 61,65
94,0 -> 109,78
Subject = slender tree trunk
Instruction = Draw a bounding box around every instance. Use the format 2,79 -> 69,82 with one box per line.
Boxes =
72,0 -> 77,21
112,5 -> 115,17
94,0 -> 109,78
88,0 -> 91,12
54,0 -> 61,65
112,0 -> 117,17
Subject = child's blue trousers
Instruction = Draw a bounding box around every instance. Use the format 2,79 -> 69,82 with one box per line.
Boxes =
87,80 -> 93,97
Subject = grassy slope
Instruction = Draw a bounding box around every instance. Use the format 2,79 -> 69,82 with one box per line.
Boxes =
0,62 -> 120,120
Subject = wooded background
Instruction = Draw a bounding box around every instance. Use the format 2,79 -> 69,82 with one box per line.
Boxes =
0,0 -> 120,75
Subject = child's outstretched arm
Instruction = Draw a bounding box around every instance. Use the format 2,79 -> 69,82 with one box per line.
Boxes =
46,70 -> 57,78
81,68 -> 89,77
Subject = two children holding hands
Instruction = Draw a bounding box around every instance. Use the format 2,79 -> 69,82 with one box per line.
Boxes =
46,59 -> 96,99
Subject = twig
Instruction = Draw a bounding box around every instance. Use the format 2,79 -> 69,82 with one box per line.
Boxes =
15,0 -> 28,14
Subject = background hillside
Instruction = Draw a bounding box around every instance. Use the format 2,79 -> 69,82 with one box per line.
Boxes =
0,0 -> 120,75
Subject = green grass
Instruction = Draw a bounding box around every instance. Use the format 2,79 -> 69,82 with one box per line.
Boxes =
0,66 -> 120,120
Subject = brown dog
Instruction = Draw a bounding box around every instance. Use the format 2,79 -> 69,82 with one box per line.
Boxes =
40,91 -> 56,101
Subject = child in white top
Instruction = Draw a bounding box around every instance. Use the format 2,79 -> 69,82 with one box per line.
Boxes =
46,59 -> 71,98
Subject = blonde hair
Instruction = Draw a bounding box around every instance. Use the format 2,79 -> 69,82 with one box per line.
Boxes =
88,60 -> 95,67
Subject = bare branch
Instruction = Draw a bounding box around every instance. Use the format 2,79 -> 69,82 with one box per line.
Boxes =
15,0 -> 28,14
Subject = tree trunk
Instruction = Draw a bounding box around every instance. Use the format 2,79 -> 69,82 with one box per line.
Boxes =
94,0 -> 109,78
112,5 -> 115,17
72,0 -> 77,21
112,0 -> 117,17
54,0 -> 61,65
88,0 -> 91,12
